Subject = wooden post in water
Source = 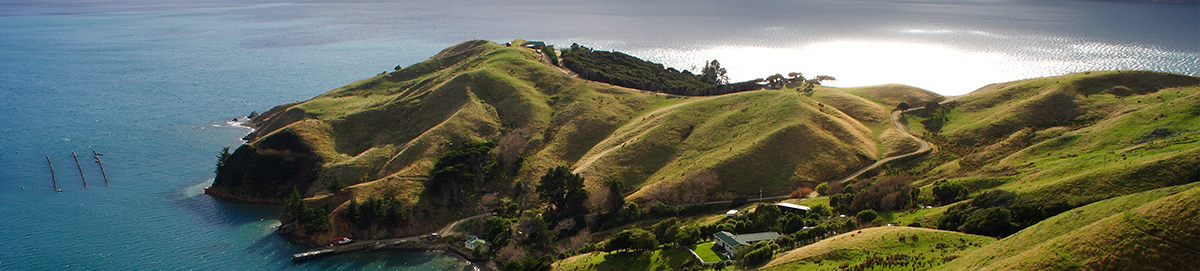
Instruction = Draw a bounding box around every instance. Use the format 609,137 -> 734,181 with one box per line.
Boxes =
46,156 -> 60,192
72,152 -> 86,188
94,150 -> 109,186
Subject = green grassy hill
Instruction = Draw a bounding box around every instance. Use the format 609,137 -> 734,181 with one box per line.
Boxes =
210,39 -> 1199,269
891,71 -> 1200,271
910,71 -> 1200,208
936,182 -> 1200,270
762,226 -> 996,271
209,40 -> 931,242
573,89 -> 879,204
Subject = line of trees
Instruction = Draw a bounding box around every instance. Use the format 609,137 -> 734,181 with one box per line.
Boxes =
938,189 -> 1074,237
283,189 -> 330,234
341,195 -> 407,229
559,44 -> 761,96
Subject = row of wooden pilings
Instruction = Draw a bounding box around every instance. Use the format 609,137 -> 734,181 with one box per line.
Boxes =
44,150 -> 109,192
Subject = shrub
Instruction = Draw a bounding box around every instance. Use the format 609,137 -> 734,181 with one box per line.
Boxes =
959,207 -> 1017,237
932,181 -> 969,205
938,189 -> 1075,237
605,228 -> 658,252
675,225 -> 702,245
856,209 -> 878,223
740,241 -> 779,266
816,183 -> 830,195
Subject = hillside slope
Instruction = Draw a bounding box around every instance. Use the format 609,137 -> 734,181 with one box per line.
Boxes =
911,71 -> 1200,207
936,182 -> 1200,270
762,226 -> 996,270
207,40 -> 922,242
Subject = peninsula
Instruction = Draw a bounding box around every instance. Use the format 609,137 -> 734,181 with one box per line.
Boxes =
208,39 -> 1200,270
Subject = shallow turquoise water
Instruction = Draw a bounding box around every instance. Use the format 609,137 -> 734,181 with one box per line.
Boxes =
0,0 -> 1195,270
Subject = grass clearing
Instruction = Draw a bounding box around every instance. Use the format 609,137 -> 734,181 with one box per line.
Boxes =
552,247 -> 698,271
690,242 -> 727,262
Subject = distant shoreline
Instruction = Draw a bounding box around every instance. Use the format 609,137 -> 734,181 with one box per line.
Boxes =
1093,0 -> 1199,4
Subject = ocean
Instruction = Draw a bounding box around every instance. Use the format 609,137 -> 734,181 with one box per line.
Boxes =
0,0 -> 1195,270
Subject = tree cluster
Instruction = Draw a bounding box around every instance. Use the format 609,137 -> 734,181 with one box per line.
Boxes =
213,130 -> 323,200
931,181 -> 969,205
427,141 -> 496,205
830,175 -> 919,214
764,72 -> 836,95
937,189 -> 1074,237
559,44 -> 761,96
536,166 -> 588,221
604,228 -> 659,252
740,240 -> 780,266
341,195 -> 407,229
284,189 -> 330,234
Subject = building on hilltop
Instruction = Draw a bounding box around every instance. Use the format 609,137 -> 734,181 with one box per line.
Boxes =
712,231 -> 780,258
521,41 -> 547,49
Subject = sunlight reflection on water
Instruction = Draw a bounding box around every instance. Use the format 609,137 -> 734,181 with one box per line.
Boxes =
628,36 -> 1196,95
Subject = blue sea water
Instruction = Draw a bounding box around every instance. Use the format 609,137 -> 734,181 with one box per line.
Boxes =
0,0 -> 1195,270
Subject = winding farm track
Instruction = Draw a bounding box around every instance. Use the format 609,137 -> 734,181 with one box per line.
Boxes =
830,109 -> 932,186
437,213 -> 487,236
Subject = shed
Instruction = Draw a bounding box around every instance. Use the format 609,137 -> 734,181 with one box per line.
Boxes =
776,202 -> 811,215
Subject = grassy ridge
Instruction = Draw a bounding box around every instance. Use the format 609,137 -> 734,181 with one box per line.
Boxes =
937,182 -> 1200,270
762,226 -> 996,271
901,71 -> 1199,202
215,40 -> 926,243
572,89 -> 879,204
552,248 -> 699,271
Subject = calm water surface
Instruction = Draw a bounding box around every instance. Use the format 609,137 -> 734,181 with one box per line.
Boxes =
0,0 -> 1195,270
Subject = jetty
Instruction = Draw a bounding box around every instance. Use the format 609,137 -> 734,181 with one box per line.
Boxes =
72,152 -> 86,188
94,151 -> 109,186
291,236 -> 486,263
46,156 -> 60,192
292,238 -> 418,262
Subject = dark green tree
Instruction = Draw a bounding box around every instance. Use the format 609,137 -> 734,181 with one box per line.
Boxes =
605,180 -> 626,213
701,59 -> 729,85
932,181 -> 969,205
959,207 -> 1017,237
537,166 -> 588,218
428,141 -> 496,204
675,225 -> 702,245
740,241 -> 779,266
604,228 -> 658,252
215,147 -> 231,174
856,209 -> 878,223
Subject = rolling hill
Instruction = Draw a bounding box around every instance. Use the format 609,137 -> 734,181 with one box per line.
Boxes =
207,40 -> 932,242
206,39 -> 1198,270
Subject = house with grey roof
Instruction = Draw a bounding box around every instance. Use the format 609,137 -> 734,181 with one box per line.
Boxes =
712,231 -> 780,258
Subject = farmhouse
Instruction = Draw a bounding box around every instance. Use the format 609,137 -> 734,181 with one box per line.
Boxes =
712,231 -> 780,258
